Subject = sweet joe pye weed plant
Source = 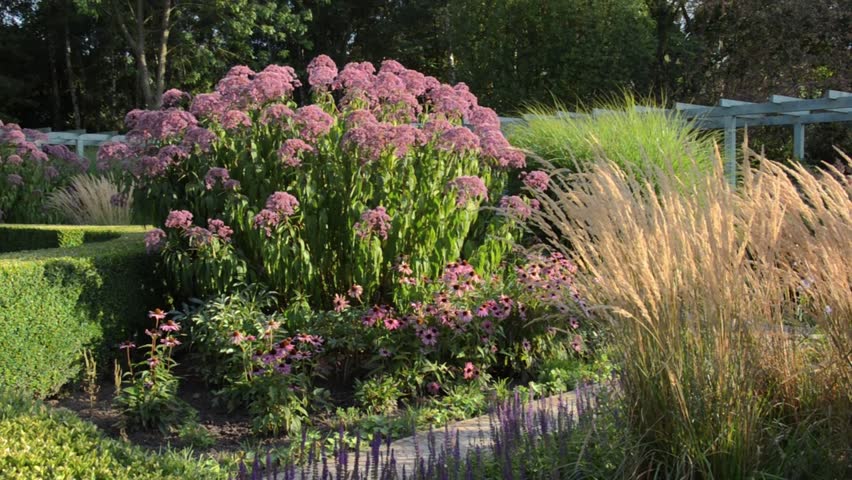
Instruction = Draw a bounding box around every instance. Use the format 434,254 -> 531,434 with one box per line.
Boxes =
525,148 -> 852,478
104,56 -> 533,307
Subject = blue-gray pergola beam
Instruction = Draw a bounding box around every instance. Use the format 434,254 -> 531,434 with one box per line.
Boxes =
688,96 -> 852,117
793,122 -> 805,160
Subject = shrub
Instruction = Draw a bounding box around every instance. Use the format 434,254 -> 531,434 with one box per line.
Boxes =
0,389 -> 227,479
0,122 -> 90,223
0,229 -> 161,396
507,95 -> 717,186
46,174 -> 134,225
0,223 -> 143,253
525,149 -> 852,477
105,57 -> 531,307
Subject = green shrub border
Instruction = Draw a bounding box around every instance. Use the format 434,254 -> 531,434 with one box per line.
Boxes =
0,224 -> 147,253
0,225 -> 162,396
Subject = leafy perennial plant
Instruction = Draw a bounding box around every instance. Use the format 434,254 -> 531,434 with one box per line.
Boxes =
103,56 -> 538,308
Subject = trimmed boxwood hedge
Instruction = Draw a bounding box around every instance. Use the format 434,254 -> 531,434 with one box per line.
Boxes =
0,225 -> 162,396
0,224 -> 146,253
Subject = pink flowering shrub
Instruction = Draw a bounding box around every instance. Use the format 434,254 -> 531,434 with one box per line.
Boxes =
0,122 -> 89,222
109,56 -> 539,306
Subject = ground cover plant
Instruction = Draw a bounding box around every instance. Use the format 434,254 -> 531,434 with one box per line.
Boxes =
523,149 -> 852,478
0,388 -> 229,479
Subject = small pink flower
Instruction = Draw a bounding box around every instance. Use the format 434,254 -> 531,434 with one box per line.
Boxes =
159,320 -> 181,332
333,294 -> 350,312
569,317 -> 580,329
160,336 -> 182,347
147,357 -> 160,368
148,309 -> 167,321
427,381 -> 441,395
348,284 -> 363,301
520,170 -> 550,191
144,228 -> 166,254
164,210 -> 193,230
522,339 -> 531,351
207,219 -> 234,242
463,362 -> 478,380
119,341 -> 136,350
420,327 -> 439,346
571,335 -> 583,353
354,206 -> 392,240
379,347 -> 392,358
231,331 -> 247,345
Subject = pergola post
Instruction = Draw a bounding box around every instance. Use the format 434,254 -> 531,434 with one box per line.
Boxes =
793,122 -> 805,160
723,116 -> 737,185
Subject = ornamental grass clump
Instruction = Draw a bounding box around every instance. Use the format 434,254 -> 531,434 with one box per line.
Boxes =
45,174 -> 134,225
525,148 -> 852,478
507,95 -> 717,187
106,56 -> 532,307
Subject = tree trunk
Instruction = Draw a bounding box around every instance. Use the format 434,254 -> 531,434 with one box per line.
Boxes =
63,8 -> 82,129
47,33 -> 63,130
153,0 -> 172,108
135,0 -> 155,107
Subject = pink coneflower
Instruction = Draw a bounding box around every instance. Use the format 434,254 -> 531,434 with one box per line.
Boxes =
521,339 -> 532,351
147,357 -> 160,368
457,309 -> 473,323
383,317 -> 401,331
231,330 -> 247,345
476,304 -> 490,317
569,317 -> 580,329
159,320 -> 181,332
144,228 -> 166,255
119,341 -> 136,350
379,347 -> 392,358
160,336 -> 182,348
348,284 -> 363,301
480,320 -> 494,335
420,327 -> 439,346
148,309 -> 167,322
333,293 -> 350,312
427,381 -> 441,395
463,362 -> 478,380
396,262 -> 413,276
571,335 -> 583,353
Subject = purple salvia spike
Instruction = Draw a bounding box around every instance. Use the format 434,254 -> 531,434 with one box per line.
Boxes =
353,433 -> 361,479
465,453 -> 473,480
364,455 -> 370,480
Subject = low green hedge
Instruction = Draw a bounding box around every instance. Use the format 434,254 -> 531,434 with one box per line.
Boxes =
0,227 -> 162,396
0,389 -> 227,479
0,224 -> 146,253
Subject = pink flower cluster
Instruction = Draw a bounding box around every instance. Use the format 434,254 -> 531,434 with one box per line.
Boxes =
144,228 -> 167,254
293,105 -> 334,143
244,333 -> 324,377
253,191 -> 300,236
277,139 -> 315,167
307,54 -> 338,91
447,176 -> 488,207
520,170 -> 550,191
159,209 -> 234,249
499,195 -> 541,221
342,114 -> 424,163
354,206 -> 392,240
361,304 -> 401,331
204,167 -> 231,190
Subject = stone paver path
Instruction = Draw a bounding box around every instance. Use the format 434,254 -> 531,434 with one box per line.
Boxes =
269,389 -> 579,479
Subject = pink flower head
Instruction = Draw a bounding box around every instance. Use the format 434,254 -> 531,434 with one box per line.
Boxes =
447,176 -> 488,207
307,54 -> 339,90
499,195 -> 535,221
571,335 -> 584,353
165,210 -> 193,230
231,330 -> 247,345
436,127 -> 480,154
189,93 -> 226,119
479,129 -> 526,169
182,127 -> 217,153
124,109 -> 146,129
463,362 -> 478,380
520,170 -> 550,191
348,284 -> 363,301
221,110 -> 252,131
265,191 -> 299,216
521,338 -> 532,351
294,105 -> 334,142
244,65 -> 301,105
334,61 -> 376,91
333,293 -> 350,312
161,88 -> 189,108
6,173 -> 23,186
5,154 -> 23,166
342,122 -> 391,164
207,218 -> 234,242
383,316 -> 401,331
466,106 -> 500,131
148,308 -> 167,322
379,59 -> 406,74
96,142 -> 132,169
480,319 -> 494,335
570,317 -> 580,329
379,347 -> 392,358
187,226 -> 214,247
204,167 -> 230,190
132,109 -> 198,140
399,69 -> 428,96
144,228 -> 166,254
420,326 -> 439,346
159,320 -> 181,332
160,336 -> 182,348
260,104 -> 294,125
277,139 -> 315,167
253,209 -> 282,237
354,206 -> 392,240
427,381 -> 441,395
119,341 -> 136,350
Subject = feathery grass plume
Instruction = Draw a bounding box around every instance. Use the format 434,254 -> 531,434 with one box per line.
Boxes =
46,174 -> 133,225
524,148 -> 851,478
507,94 -> 718,187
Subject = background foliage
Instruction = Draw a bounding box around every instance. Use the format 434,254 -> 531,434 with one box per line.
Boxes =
1,0 -> 848,161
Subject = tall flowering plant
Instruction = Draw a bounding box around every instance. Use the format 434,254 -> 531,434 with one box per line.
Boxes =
0,122 -> 89,223
108,56 -> 534,307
